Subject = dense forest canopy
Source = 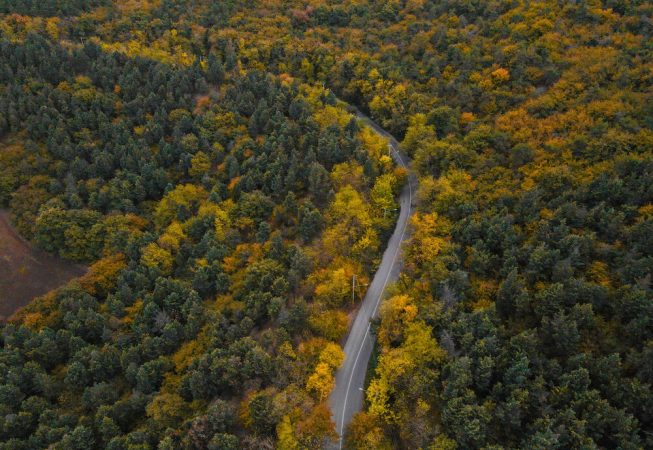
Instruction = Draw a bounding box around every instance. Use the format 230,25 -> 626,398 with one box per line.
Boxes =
0,18 -> 401,450
0,0 -> 652,449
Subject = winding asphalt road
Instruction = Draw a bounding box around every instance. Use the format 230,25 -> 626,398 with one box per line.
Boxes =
328,108 -> 417,447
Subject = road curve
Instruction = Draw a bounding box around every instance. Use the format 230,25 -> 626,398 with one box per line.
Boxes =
328,108 -> 417,447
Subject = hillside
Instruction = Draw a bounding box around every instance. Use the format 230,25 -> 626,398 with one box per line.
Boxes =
0,1 -> 652,449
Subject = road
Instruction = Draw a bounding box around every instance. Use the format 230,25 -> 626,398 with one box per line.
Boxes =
328,108 -> 416,447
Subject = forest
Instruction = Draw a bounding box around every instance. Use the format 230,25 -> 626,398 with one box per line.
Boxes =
0,1 -> 652,449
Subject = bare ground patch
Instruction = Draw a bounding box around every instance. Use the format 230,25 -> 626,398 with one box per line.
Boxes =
0,210 -> 86,321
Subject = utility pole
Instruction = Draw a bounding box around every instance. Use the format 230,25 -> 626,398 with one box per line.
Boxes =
383,207 -> 398,218
352,274 -> 356,306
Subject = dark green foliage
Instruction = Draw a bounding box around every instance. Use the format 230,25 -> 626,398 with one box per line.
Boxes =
0,24 -> 386,448
0,0 -> 108,16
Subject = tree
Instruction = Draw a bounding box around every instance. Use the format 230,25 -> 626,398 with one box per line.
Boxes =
313,266 -> 354,308
243,391 -> 279,436
146,393 -> 190,428
300,206 -> 323,242
496,269 -> 529,319
141,242 -> 174,274
402,113 -> 437,156
319,342 -> 344,369
34,208 -> 104,260
307,363 -> 335,401
190,151 -> 211,179
308,163 -> 332,205
208,434 -> 239,450
154,184 -> 208,228
378,295 -> 418,348
276,415 -> 300,450
370,173 -> 397,213
328,186 -> 372,231
331,161 -> 365,191
158,221 -> 186,252
207,53 -> 225,84
345,412 -> 392,450
57,425 -> 95,450
308,309 -> 349,341
295,403 -> 337,448
414,140 -> 475,178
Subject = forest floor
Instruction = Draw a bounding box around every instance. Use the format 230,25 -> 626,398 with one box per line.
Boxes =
0,209 -> 86,321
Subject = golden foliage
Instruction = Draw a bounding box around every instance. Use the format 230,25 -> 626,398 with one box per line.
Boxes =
154,184 -> 208,228
308,308 -> 349,342
140,242 -> 173,274
79,253 -> 127,297
378,295 -> 418,348
146,392 -> 190,427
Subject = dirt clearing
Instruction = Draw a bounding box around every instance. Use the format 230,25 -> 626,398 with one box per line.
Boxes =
0,210 -> 86,321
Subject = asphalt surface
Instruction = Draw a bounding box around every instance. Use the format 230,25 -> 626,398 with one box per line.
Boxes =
328,109 -> 416,448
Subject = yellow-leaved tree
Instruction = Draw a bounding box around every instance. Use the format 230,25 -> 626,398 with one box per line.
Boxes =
306,362 -> 334,402
140,242 -> 173,274
402,113 -> 437,155
154,184 -> 208,228
277,415 -> 300,450
158,221 -> 186,252
306,343 -> 344,401
377,295 -> 418,348
367,322 -> 446,423
189,151 -> 211,179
